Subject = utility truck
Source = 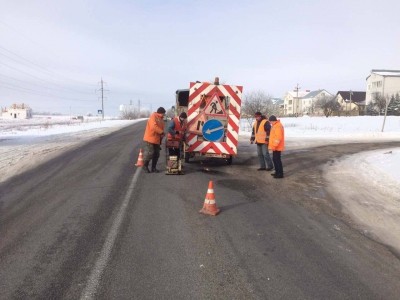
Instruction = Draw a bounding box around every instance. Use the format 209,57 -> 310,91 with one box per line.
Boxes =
175,77 -> 243,164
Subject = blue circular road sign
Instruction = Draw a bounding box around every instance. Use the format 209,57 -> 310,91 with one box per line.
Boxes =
202,119 -> 224,142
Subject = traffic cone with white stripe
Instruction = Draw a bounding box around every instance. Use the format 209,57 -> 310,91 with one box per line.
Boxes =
135,148 -> 144,167
199,180 -> 220,216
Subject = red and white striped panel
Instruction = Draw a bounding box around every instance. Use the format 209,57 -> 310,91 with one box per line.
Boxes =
186,81 -> 243,156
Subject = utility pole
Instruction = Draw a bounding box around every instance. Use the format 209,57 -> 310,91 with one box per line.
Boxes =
349,90 -> 353,116
381,94 -> 391,132
138,99 -> 141,116
97,78 -> 108,120
294,83 -> 301,116
101,78 -> 104,120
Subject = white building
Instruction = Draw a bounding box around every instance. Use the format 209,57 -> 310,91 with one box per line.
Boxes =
335,91 -> 366,116
366,70 -> 400,104
301,89 -> 333,115
283,90 -> 309,116
2,103 -> 33,119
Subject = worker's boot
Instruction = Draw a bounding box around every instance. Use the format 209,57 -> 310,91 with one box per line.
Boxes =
143,160 -> 151,173
151,158 -> 160,173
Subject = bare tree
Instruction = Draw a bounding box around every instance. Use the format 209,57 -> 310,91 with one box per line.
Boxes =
372,94 -> 387,116
315,95 -> 340,117
241,90 -> 279,130
120,107 -> 150,119
120,107 -> 138,119
241,91 -> 279,117
139,110 -> 150,118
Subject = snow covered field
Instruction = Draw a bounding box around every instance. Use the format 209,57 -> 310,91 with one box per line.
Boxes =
0,116 -> 143,183
1,115 -> 400,252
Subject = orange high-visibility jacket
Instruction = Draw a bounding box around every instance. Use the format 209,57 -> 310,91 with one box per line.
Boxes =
143,112 -> 165,144
268,120 -> 285,151
167,117 -> 187,141
253,119 -> 268,144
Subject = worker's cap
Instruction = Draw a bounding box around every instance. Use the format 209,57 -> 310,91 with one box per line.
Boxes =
269,115 -> 277,121
179,112 -> 187,119
157,107 -> 166,114
254,111 -> 262,117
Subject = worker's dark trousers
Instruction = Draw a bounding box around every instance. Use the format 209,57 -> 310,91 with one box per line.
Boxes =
144,142 -> 161,170
272,151 -> 283,176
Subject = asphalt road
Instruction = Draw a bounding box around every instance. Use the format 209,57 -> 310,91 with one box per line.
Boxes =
1,121 -> 400,299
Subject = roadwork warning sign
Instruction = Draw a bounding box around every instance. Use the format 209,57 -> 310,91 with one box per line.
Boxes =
203,93 -> 227,117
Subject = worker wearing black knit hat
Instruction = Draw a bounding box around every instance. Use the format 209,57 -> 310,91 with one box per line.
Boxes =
157,107 -> 166,114
142,107 -> 166,173
250,112 -> 274,171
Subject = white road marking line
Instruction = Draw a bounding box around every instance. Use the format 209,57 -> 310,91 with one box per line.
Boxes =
80,167 -> 141,299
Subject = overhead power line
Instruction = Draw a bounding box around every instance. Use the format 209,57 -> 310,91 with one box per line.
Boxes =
0,81 -> 96,102
0,45 -> 97,88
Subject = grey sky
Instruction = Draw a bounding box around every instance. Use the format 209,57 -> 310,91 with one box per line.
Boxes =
1,0 -> 399,116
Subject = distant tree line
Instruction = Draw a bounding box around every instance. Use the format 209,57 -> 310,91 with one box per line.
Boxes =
241,91 -> 281,118
240,91 -> 281,127
242,91 -> 400,119
120,107 -> 150,119
366,93 -> 400,116
315,93 -> 400,117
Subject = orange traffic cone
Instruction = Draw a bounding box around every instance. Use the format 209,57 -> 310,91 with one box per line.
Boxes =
199,181 -> 220,216
135,149 -> 144,167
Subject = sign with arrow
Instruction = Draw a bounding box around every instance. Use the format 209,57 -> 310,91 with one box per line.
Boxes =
202,119 -> 225,142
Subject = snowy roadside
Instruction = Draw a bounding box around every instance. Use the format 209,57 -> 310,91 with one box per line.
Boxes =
2,115 -> 399,187
242,116 -> 400,254
1,115 -> 400,254
324,148 -> 400,253
0,118 -> 142,183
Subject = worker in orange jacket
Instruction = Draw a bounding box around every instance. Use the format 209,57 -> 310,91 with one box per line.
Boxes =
268,115 -> 285,178
143,107 -> 166,173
